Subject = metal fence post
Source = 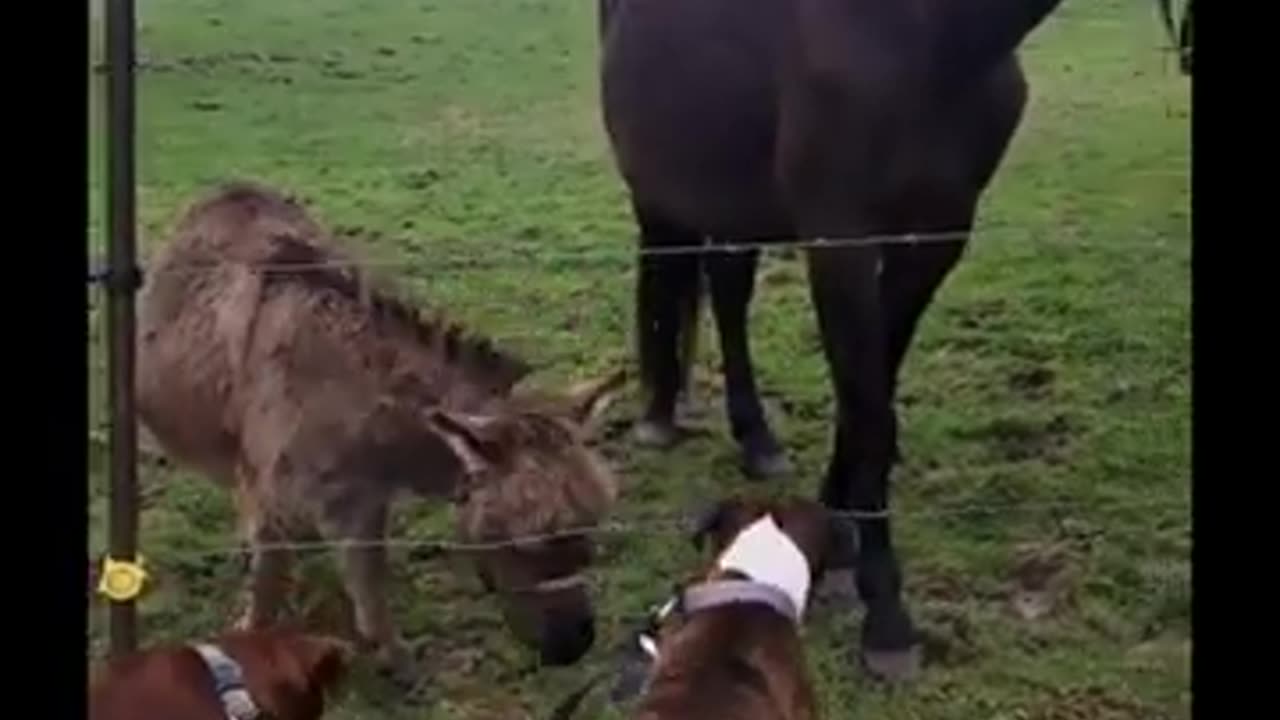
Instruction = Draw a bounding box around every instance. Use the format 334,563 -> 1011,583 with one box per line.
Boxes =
104,0 -> 140,658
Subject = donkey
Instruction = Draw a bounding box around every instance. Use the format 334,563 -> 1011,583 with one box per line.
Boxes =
135,183 -> 624,681
599,0 -> 1067,679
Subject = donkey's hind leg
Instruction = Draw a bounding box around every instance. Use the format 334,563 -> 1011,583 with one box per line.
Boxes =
233,486 -> 295,630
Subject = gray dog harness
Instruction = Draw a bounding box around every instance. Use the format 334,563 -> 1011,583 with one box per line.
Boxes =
599,577 -> 801,712
679,578 -> 800,624
634,577 -> 801,667
189,643 -> 262,720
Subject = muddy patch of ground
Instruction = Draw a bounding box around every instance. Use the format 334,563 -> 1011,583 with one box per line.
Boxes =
918,606 -> 982,668
95,46 -> 421,85
1022,686 -> 1159,720
956,412 -> 1075,464
1006,541 -> 1080,622
1008,363 -> 1057,401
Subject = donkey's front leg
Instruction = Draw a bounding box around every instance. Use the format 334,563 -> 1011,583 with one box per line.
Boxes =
321,504 -> 415,687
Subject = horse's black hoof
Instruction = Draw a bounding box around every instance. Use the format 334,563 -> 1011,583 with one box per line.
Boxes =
740,430 -> 791,479
632,419 -> 682,448
859,605 -> 922,682
814,568 -> 861,611
742,448 -> 792,479
861,644 -> 923,683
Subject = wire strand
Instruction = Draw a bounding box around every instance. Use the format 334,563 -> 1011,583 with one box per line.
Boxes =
85,223 -> 1191,283
87,495 -> 1189,562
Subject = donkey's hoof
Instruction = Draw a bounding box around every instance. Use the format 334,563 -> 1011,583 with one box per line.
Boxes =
371,641 -> 419,691
861,644 -> 923,683
632,420 -> 681,449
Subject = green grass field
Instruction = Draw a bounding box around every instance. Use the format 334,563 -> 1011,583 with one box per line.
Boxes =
87,1 -> 1191,718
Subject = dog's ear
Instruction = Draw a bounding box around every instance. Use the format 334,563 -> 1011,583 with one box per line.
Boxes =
293,634 -> 352,697
824,512 -> 860,570
690,498 -> 754,551
690,500 -> 729,551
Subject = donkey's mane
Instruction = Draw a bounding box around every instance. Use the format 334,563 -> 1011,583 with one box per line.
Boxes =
200,182 -> 533,393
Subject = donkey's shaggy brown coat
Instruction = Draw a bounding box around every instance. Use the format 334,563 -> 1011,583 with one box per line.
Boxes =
136,182 -> 622,674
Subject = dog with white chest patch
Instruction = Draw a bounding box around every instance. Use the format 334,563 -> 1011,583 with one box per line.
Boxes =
629,496 -> 857,720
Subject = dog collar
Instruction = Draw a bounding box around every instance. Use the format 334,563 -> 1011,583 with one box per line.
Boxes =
190,643 -> 262,720
680,578 -> 800,623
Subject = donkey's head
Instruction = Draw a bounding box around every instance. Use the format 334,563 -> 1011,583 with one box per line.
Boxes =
424,370 -> 625,666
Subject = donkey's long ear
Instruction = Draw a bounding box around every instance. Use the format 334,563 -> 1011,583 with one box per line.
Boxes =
424,410 -> 501,478
565,368 -> 628,427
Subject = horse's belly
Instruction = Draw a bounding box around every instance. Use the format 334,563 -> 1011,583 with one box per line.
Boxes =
620,146 -> 790,239
601,2 -> 790,237
607,107 -> 791,237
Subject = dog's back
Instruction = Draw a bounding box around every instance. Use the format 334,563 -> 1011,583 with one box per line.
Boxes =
629,497 -> 852,720
90,647 -> 228,720
635,604 -> 816,720
89,629 -> 348,720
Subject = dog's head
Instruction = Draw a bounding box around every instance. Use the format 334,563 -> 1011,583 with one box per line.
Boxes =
218,629 -> 352,720
689,496 -> 858,580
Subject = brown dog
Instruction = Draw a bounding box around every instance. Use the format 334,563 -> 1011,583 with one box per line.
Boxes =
89,629 -> 350,720
630,497 -> 855,720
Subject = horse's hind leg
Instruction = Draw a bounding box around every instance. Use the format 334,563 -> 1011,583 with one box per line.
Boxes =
632,204 -> 703,448
706,246 -> 790,478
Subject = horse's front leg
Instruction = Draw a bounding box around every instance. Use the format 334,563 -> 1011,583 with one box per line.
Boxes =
807,243 -> 921,683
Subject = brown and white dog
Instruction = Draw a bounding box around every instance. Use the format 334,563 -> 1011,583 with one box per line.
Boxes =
89,628 -> 351,720
630,496 -> 856,720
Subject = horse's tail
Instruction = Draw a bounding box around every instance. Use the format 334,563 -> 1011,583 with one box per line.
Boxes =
677,260 -> 703,398
935,0 -> 1065,86
598,0 -> 619,42
1176,0 -> 1192,75
634,239 -> 705,406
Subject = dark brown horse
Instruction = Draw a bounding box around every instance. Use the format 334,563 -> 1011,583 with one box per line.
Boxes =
598,0 -> 1067,680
